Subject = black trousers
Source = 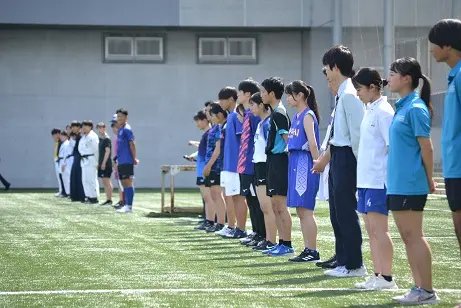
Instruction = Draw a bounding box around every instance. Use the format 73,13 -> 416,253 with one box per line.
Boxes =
0,172 -> 9,187
246,195 -> 266,238
328,145 -> 363,269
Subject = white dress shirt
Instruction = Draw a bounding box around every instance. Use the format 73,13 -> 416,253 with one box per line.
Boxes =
329,78 -> 365,158
356,96 -> 394,189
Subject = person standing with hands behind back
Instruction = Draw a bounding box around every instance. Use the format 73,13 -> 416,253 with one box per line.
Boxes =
386,57 -> 438,305
115,109 -> 139,213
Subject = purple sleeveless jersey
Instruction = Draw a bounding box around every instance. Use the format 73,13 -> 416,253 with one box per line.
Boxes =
287,108 -> 320,152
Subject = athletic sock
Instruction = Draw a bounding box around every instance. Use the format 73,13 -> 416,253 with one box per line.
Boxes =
423,289 -> 434,294
124,187 -> 134,206
278,239 -> 284,245
382,275 -> 393,282
284,241 -> 292,248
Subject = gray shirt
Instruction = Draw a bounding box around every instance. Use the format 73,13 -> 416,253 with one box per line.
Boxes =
329,78 -> 365,158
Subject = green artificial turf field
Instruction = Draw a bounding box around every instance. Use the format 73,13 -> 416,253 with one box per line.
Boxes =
0,190 -> 459,307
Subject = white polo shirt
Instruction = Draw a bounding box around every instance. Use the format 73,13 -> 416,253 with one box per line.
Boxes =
357,96 -> 394,189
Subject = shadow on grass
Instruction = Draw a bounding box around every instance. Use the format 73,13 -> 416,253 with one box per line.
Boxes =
252,267 -> 321,276
256,274 -> 332,286
192,255 -> 264,262
344,304 -> 397,308
144,212 -> 199,219
221,262 -> 290,269
291,289 -> 366,298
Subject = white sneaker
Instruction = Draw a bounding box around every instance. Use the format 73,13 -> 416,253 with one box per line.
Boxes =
116,205 -> 132,213
354,275 -> 377,289
55,192 -> 62,197
215,226 -> 231,236
393,287 -> 439,305
373,275 -> 398,290
325,265 -> 367,278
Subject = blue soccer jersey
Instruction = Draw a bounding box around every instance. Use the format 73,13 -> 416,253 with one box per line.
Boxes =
222,112 -> 242,172
117,124 -> 134,165
205,125 -> 222,172
196,130 -> 209,178
288,108 -> 319,152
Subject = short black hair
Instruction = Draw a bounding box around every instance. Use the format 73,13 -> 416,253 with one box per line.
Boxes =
218,87 -> 238,101
70,121 -> 81,128
238,79 -> 260,95
70,132 -> 77,137
428,18 -> 461,51
322,67 -> 327,76
116,108 -> 128,116
51,128 -> 61,135
322,45 -> 355,77
250,92 -> 270,111
261,77 -> 284,100
60,130 -> 68,137
193,110 -> 208,121
209,102 -> 228,118
204,100 -> 214,108
82,120 -> 93,128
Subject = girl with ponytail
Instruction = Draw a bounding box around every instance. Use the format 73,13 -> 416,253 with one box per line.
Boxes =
284,80 -> 321,263
352,68 -> 397,290
386,57 -> 439,304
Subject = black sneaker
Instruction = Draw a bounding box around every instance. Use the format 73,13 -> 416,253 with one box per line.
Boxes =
246,235 -> 263,247
253,240 -> 275,251
205,223 -> 217,232
289,248 -> 320,263
316,254 -> 337,268
100,200 -> 113,206
195,221 -> 212,231
4,183 -> 10,191
207,223 -> 224,233
88,198 -> 99,204
240,232 -> 257,245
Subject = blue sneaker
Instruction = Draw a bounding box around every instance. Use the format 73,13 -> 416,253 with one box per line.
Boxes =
268,245 -> 294,257
262,244 -> 279,255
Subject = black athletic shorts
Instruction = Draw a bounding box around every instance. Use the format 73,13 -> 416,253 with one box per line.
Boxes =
239,174 -> 256,196
196,177 -> 206,186
387,194 -> 428,212
205,171 -> 220,187
98,165 -> 112,178
266,154 -> 288,197
118,164 -> 134,180
254,162 -> 267,187
445,178 -> 461,212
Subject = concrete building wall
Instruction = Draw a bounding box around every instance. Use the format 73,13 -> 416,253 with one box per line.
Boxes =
0,24 -> 450,188
0,0 -> 455,28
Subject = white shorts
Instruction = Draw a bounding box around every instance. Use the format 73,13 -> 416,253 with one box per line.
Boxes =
220,171 -> 240,196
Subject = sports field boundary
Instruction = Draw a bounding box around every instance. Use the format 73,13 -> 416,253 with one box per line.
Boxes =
1,287 -> 461,296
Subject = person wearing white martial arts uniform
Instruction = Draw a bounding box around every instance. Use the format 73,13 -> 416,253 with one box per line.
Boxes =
58,130 -> 73,198
78,120 -> 100,204
51,128 -> 65,197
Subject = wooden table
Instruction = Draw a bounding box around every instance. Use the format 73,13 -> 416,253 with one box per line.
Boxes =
160,165 -> 202,213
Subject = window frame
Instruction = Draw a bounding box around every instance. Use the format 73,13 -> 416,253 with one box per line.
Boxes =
197,35 -> 258,65
103,33 -> 166,64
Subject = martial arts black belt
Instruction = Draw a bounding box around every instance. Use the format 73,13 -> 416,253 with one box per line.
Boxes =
80,154 -> 95,160
57,157 -> 64,163
66,154 -> 73,159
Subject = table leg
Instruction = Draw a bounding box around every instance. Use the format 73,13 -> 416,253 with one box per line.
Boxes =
170,172 -> 175,213
161,170 -> 166,213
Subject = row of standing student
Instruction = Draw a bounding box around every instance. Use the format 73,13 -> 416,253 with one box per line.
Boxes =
190,18 -> 461,306
51,109 -> 139,214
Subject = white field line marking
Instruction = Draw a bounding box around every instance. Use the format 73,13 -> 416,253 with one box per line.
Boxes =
1,287 -> 460,296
